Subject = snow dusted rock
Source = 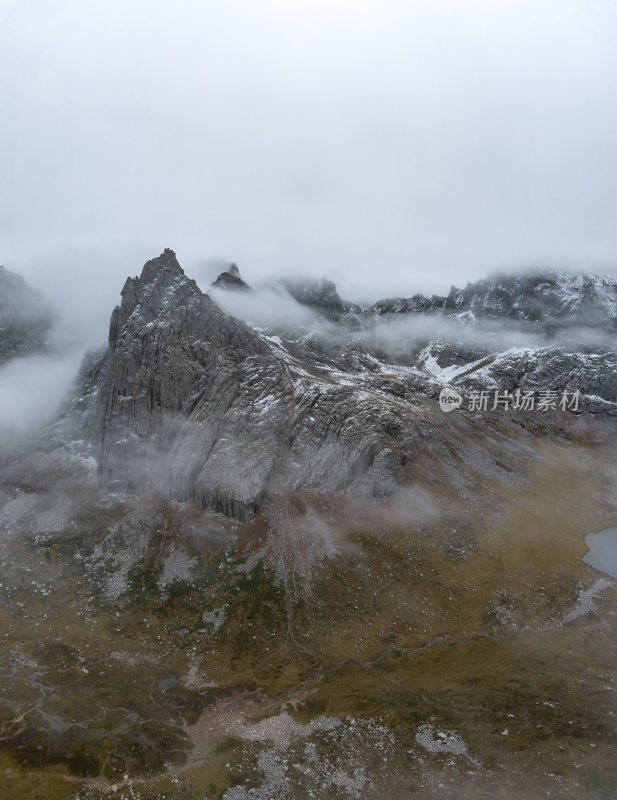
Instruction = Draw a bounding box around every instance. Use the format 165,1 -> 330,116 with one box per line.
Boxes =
444,271 -> 617,329
78,250 -> 433,518
369,270 -> 617,330
70,250 -> 617,519
86,249 -> 283,517
417,341 -> 617,414
368,293 -> 446,316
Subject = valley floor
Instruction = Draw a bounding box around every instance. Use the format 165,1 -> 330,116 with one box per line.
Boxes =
1,422 -> 617,799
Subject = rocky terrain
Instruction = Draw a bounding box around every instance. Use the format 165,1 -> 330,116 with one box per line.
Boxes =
367,270 -> 617,326
1,251 -> 617,799
65,250 -> 617,522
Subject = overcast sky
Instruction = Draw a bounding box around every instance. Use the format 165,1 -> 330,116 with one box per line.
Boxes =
2,0 -> 617,315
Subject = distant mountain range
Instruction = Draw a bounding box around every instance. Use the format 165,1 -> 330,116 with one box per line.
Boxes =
211,261 -> 617,330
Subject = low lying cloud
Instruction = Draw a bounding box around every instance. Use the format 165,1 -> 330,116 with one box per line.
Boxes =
0,352 -> 83,453
208,280 -> 345,336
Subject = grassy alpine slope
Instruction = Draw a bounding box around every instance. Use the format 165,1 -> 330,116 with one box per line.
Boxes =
0,408 -> 616,799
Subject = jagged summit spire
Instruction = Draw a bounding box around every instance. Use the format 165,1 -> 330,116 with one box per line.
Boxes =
139,248 -> 184,285
108,249 -> 202,350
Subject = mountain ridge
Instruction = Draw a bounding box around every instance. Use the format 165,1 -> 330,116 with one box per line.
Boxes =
61,251 -> 617,520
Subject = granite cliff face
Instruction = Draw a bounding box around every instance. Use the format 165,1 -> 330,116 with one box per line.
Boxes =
85,250 -> 276,517
73,251 -> 617,519
80,250 -> 438,518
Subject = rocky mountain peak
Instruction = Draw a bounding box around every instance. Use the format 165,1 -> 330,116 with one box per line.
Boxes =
108,249 -> 203,350
283,277 -> 344,315
77,251 -> 441,518
139,248 -> 185,285
211,262 -> 251,291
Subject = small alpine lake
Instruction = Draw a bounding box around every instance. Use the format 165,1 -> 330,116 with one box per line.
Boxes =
583,527 -> 617,577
